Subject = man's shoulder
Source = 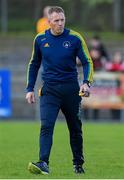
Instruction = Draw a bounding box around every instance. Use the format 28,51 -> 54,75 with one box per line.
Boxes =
69,29 -> 84,42
34,31 -> 46,41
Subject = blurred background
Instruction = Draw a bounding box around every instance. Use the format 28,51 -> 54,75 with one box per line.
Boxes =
0,0 -> 124,121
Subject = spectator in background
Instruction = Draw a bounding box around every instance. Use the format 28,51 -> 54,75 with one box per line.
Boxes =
36,6 -> 51,34
105,51 -> 124,72
105,51 -> 124,120
89,48 -> 103,71
89,35 -> 109,71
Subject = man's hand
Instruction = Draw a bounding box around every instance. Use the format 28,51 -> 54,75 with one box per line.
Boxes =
26,92 -> 36,104
79,83 -> 90,97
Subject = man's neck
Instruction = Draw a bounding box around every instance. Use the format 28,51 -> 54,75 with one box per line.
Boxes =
50,29 -> 64,36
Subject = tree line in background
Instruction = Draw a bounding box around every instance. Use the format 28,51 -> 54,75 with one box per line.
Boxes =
0,0 -> 124,32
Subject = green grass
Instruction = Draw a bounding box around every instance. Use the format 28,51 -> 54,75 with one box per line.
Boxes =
0,121 -> 124,179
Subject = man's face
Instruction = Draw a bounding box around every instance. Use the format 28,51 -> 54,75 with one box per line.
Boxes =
48,12 -> 65,35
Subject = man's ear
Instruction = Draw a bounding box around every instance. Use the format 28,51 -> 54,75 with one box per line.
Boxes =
48,19 -> 51,24
47,16 -> 51,23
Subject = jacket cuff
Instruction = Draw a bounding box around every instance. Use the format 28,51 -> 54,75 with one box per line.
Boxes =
83,80 -> 91,87
26,87 -> 34,93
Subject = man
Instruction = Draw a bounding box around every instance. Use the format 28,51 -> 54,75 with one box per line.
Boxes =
26,6 -> 93,175
36,6 -> 50,34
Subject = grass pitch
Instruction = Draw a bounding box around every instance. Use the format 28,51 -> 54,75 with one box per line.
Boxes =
0,121 -> 124,179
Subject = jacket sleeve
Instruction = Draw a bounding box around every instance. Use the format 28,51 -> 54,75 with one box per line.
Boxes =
76,33 -> 94,84
26,36 -> 42,92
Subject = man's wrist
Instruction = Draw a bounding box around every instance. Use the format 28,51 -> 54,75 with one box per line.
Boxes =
26,88 -> 34,93
83,80 -> 91,88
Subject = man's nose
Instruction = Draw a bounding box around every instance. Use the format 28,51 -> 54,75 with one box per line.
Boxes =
58,20 -> 62,25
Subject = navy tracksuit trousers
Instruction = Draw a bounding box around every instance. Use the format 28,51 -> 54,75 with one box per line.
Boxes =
39,81 -> 84,165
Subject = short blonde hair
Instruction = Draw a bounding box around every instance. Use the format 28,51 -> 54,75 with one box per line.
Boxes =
48,6 -> 64,15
